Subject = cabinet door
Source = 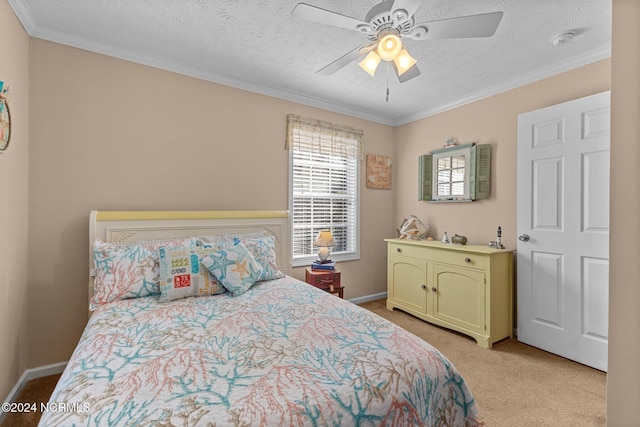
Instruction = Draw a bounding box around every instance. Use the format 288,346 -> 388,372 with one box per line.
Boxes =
431,264 -> 486,334
388,256 -> 427,313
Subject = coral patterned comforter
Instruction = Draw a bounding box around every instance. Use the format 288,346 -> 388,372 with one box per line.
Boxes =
39,276 -> 482,426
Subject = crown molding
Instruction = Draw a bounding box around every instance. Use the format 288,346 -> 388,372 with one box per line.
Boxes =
33,33 -> 398,127
394,46 -> 612,126
8,0 -> 611,128
7,0 -> 37,33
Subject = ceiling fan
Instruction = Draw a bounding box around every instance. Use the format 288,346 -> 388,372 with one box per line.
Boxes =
292,0 -> 503,83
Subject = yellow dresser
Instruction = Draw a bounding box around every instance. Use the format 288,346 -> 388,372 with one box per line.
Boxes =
386,239 -> 514,348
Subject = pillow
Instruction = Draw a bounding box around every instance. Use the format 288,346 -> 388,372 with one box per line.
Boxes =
158,246 -> 227,302
241,235 -> 285,282
198,232 -> 284,282
200,241 -> 264,296
91,237 -> 196,310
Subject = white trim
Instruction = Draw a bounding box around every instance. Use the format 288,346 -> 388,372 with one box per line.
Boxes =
395,47 -> 612,126
348,291 -> 387,305
0,362 -> 67,422
8,0 -> 610,127
6,0 -> 37,33
14,22 -> 397,127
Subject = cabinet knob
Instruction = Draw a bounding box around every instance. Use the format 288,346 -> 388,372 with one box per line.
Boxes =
396,247 -> 402,253
464,257 -> 471,264
431,287 -> 437,293
421,284 -> 426,290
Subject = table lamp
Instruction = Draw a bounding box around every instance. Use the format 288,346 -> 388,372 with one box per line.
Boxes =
315,230 -> 334,262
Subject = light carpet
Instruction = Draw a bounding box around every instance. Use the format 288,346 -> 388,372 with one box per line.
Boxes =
359,299 -> 606,427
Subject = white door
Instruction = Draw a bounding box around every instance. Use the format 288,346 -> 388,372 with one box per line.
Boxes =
517,91 -> 610,372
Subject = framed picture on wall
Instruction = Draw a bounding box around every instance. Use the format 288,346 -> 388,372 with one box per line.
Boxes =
366,154 -> 392,189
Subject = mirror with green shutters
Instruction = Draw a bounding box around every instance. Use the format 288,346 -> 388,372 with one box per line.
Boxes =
419,143 -> 490,202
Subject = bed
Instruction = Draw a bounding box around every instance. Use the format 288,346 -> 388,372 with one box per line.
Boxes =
39,210 -> 482,427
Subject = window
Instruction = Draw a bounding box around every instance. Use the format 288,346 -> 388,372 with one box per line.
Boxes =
286,114 -> 362,267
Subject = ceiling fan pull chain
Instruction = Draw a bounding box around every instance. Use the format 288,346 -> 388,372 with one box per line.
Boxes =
385,62 -> 390,102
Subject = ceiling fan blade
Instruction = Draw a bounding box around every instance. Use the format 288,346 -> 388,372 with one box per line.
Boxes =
410,11 -> 503,40
390,0 -> 425,26
292,3 -> 371,33
317,44 -> 373,76
395,63 -> 421,83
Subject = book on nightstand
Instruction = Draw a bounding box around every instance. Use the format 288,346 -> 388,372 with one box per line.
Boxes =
311,260 -> 335,270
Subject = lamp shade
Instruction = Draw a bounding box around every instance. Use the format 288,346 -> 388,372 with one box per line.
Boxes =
393,48 -> 417,75
315,230 -> 334,247
359,50 -> 381,76
377,33 -> 402,61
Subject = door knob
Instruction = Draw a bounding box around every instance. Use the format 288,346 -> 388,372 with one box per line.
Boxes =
518,234 -> 530,242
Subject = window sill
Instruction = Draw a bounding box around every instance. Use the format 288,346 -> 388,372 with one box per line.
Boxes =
428,198 -> 473,203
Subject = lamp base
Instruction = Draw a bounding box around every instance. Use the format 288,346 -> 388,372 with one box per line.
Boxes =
317,246 -> 331,261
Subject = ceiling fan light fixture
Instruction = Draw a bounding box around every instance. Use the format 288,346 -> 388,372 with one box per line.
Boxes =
293,2 -> 505,85
359,50 -> 381,76
393,48 -> 417,75
377,33 -> 402,61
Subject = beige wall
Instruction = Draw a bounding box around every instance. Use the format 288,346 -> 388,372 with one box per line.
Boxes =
26,39 -> 395,368
0,0 -> 30,401
4,1 -> 640,423
608,1 -> 640,425
393,59 -> 611,248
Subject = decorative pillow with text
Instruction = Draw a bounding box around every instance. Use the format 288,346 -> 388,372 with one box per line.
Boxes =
91,237 -> 196,310
158,246 -> 227,302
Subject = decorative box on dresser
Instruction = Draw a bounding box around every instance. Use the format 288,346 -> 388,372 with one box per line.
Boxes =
385,238 -> 514,348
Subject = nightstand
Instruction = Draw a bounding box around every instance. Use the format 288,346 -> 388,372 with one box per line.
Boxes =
305,267 -> 344,298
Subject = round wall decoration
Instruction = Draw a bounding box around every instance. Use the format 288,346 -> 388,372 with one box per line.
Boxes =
0,97 -> 10,152
0,81 -> 10,152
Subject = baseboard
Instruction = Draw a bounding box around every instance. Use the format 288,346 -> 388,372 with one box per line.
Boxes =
1,361 -> 67,417
348,292 -> 387,305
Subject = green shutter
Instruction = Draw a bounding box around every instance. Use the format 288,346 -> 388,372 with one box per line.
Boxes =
471,144 -> 491,200
418,154 -> 432,201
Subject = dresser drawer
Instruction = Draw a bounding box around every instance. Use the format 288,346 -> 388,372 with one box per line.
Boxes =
429,251 -> 487,270
305,268 -> 341,288
389,242 -> 486,269
388,243 -> 426,259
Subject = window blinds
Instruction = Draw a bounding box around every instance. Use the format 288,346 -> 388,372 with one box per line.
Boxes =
286,114 -> 362,262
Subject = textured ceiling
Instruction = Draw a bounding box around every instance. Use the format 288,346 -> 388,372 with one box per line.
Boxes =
9,0 -> 611,126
